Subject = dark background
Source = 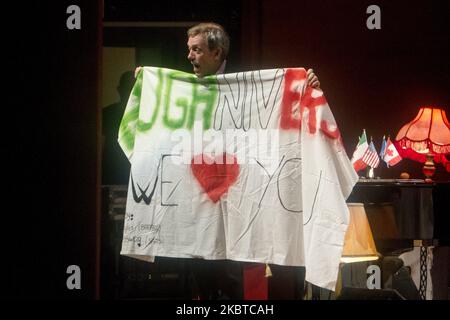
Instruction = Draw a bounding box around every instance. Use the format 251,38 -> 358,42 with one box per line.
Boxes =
8,0 -> 449,299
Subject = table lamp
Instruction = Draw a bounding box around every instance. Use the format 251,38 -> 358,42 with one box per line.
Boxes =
341,203 -> 379,263
394,107 -> 450,182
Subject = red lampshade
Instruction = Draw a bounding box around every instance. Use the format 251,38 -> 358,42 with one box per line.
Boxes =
395,107 -> 450,166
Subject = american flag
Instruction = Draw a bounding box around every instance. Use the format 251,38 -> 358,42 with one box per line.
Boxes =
362,141 -> 380,168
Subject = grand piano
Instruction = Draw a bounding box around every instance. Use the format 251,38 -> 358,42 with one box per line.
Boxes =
342,179 -> 450,300
347,179 -> 450,249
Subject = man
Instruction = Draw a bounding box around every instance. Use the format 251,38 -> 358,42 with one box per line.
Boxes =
186,22 -> 320,86
186,22 -> 228,78
135,22 -> 321,299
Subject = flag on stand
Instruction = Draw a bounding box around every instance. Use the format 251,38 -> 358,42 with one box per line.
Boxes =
382,136 -> 402,167
362,139 -> 380,168
351,129 -> 369,172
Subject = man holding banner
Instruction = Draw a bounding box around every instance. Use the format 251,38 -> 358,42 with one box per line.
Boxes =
128,22 -> 334,300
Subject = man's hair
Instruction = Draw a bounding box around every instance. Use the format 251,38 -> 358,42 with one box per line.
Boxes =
187,22 -> 230,61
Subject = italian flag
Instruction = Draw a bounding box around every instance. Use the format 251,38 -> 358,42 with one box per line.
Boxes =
351,129 -> 369,172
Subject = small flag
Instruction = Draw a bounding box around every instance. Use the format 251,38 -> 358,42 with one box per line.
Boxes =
383,137 -> 402,167
362,139 -> 380,168
351,129 -> 369,172
379,136 -> 387,161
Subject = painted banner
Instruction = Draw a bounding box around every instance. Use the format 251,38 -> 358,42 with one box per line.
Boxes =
118,67 -> 358,290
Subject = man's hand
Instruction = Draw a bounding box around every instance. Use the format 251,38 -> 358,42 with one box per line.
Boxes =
307,68 -> 320,89
134,66 -> 142,78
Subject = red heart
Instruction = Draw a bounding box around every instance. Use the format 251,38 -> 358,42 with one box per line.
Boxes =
191,153 -> 240,203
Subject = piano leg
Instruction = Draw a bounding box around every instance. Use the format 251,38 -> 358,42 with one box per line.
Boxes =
419,246 -> 428,300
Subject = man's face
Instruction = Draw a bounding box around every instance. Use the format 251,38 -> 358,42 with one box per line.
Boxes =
187,34 -> 222,78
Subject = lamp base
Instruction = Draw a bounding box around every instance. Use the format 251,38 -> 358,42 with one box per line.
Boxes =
422,153 -> 436,183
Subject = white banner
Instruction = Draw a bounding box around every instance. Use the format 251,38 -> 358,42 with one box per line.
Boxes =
118,67 -> 358,290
